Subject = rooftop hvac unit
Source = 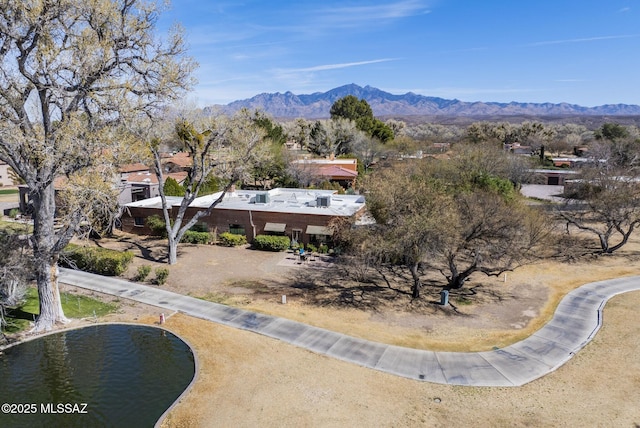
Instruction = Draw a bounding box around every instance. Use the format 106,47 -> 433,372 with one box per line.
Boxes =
316,195 -> 331,207
255,192 -> 269,204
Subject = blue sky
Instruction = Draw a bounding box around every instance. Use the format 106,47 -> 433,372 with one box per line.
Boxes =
158,1 -> 640,107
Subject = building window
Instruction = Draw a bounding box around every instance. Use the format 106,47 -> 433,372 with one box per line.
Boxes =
134,217 -> 144,227
229,224 -> 245,235
191,222 -> 209,232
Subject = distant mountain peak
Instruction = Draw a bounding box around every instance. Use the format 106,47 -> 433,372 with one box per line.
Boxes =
205,84 -> 640,119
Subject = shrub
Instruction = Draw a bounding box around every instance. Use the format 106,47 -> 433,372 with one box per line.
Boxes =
8,208 -> 19,219
135,265 -> 152,281
306,243 -> 318,253
217,232 -> 247,247
180,230 -> 210,244
154,267 -> 169,285
163,176 -> 185,197
61,244 -> 134,276
318,244 -> 329,254
253,235 -> 290,251
146,215 -> 168,237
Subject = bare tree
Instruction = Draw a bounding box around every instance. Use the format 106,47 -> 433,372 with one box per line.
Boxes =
436,191 -> 549,289
352,150 -> 549,297
350,134 -> 383,173
0,229 -> 31,330
151,110 -> 268,265
359,161 -> 456,298
559,169 -> 640,254
0,0 -> 194,331
307,118 -> 366,156
384,119 -> 406,138
280,118 -> 311,150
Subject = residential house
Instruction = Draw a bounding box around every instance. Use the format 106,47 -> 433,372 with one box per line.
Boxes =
117,171 -> 188,204
504,143 -> 533,155
162,152 -> 193,173
292,158 -> 358,188
117,162 -> 188,205
532,169 -> 579,185
17,162 -> 187,215
121,187 -> 367,246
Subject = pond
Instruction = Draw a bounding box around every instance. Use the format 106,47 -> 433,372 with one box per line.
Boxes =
0,324 -> 195,427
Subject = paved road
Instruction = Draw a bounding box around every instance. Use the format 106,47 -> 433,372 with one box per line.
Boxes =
59,268 -> 640,387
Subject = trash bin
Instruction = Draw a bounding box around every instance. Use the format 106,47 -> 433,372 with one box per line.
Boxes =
440,290 -> 449,306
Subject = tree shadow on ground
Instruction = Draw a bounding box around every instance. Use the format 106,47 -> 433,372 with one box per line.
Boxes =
282,258 -> 512,317
117,236 -> 167,262
287,264 -> 409,311
90,235 -> 181,263
4,307 -> 36,322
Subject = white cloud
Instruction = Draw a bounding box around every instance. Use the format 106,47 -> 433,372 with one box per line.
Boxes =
527,34 -> 639,47
316,0 -> 430,23
276,58 -> 398,73
554,79 -> 588,83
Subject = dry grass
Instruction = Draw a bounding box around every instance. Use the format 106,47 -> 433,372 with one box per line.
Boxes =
57,231 -> 640,426
79,231 -> 640,353
157,291 -> 640,428
0,187 -> 18,203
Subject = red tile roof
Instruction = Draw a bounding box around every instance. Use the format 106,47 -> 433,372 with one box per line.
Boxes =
118,163 -> 150,173
317,165 -> 358,179
162,152 -> 192,168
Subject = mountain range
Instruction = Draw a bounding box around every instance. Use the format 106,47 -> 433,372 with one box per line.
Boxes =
205,84 -> 640,119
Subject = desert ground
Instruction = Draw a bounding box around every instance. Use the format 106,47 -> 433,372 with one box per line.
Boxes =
50,231 -> 640,427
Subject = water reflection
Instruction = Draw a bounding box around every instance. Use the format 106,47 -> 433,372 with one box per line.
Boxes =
0,324 -> 195,427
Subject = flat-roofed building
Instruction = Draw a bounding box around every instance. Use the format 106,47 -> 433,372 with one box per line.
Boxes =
121,187 -> 366,246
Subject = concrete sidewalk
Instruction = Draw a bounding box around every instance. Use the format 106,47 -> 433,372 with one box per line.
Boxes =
59,268 -> 640,387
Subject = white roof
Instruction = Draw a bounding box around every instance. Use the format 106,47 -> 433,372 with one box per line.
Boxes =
125,188 -> 366,217
293,159 -> 356,165
126,196 -> 183,209
532,169 -> 579,175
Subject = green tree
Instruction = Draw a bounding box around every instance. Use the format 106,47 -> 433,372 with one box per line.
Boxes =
253,140 -> 289,189
330,95 -> 373,122
0,0 -> 193,331
370,120 -> 394,142
595,123 -> 629,142
163,177 -> 185,196
249,111 -> 289,188
252,111 -> 287,145
330,96 -> 393,142
197,173 -> 221,196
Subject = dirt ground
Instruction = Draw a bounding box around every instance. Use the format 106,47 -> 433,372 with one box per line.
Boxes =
51,231 -> 640,427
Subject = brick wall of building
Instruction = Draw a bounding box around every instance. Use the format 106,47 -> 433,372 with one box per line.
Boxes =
121,205 -> 357,245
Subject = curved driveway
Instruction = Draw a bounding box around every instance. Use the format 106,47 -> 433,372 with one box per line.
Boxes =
59,268 -> 640,386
